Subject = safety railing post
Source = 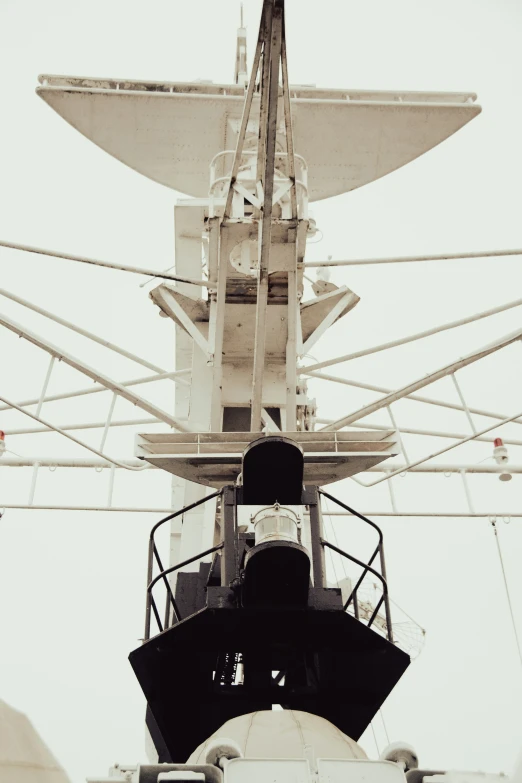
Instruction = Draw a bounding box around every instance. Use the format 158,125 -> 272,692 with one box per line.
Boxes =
144,536 -> 154,642
379,543 -> 394,642
222,486 -> 238,586
309,487 -> 326,587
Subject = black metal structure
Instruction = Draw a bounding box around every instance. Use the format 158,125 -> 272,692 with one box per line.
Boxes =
242,436 -> 304,504
130,437 -> 410,763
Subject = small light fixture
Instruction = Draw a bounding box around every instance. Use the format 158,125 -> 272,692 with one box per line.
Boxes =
493,437 -> 512,482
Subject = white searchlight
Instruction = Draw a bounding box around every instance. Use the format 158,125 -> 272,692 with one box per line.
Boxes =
252,503 -> 300,546
242,504 -> 310,607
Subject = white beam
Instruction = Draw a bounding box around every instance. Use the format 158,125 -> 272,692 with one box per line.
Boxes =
353,405 -> 522,487
286,269 -> 298,426
309,372 -> 522,428
314,417 -> 522,447
0,505 -> 519,518
301,290 -> 354,356
280,9 -> 297,220
299,295 -> 522,373
160,288 -> 209,356
323,512 -> 522,518
224,0 -> 266,217
209,220 -> 227,431
364,463 -> 522,474
261,408 -> 281,432
320,326 -> 522,431
0,238 -> 216,287
0,310 -> 190,431
0,458 -> 145,467
5,417 -> 160,436
0,394 -> 150,471
0,505 -> 171,512
0,285 -> 166,373
251,1 -> 283,431
304,248 -> 522,268
0,369 -> 189,414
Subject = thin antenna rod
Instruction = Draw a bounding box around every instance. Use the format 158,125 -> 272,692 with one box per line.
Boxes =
304,248 -> 522,268
0,239 -> 216,287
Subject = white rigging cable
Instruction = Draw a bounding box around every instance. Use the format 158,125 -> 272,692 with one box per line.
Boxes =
379,709 -> 390,746
370,722 -> 380,756
490,520 -> 522,669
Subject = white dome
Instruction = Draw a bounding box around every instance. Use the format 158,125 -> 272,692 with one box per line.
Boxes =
188,710 -> 367,768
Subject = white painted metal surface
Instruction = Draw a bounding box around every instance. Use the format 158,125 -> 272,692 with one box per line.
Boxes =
317,759 -> 405,783
136,430 -> 397,485
37,77 -> 480,201
0,699 -> 71,782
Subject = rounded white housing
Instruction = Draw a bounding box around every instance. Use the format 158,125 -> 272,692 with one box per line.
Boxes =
251,503 -> 300,546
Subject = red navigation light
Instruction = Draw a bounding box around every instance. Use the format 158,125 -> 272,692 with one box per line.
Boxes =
494,437 -> 503,448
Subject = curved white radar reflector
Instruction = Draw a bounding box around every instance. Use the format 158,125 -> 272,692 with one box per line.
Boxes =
37,76 -> 480,201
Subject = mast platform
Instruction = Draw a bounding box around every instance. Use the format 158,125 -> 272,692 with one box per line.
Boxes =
136,430 -> 397,486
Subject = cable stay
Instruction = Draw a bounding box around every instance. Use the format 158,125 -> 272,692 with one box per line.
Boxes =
490,520 -> 522,671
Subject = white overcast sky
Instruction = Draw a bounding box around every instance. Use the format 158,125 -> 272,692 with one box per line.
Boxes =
1,1 -> 522,782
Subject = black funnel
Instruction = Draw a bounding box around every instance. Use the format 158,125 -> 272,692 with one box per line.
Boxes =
242,436 -> 304,505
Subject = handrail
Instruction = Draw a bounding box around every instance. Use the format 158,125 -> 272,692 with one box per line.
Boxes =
145,544 -> 224,640
319,489 -> 383,544
148,544 -> 224,594
321,538 -> 391,639
150,489 -> 222,542
144,490 -> 223,641
319,489 -> 384,610
321,539 -> 388,597
318,490 -> 394,641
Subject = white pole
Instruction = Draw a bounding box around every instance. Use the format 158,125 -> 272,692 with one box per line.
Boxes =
0,506 -> 519,517
304,248 -> 522,267
28,462 -> 40,506
0,369 -> 189,414
107,465 -> 116,508
314,417 -> 522,447
100,393 -> 118,451
451,373 -> 476,433
0,393 -> 150,471
35,356 -> 56,418
0,286 -> 166,374
310,372 -> 522,428
0,458 -> 145,467
355,407 -> 522,487
460,470 -> 476,514
299,294 -> 522,373
6,416 -> 160,436
320,327 -> 522,431
0,239 -> 216,287
0,310 -> 190,431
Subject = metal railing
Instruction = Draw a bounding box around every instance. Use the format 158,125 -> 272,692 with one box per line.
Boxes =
209,149 -> 309,219
319,489 -> 393,641
144,489 -> 223,641
142,486 -> 393,644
